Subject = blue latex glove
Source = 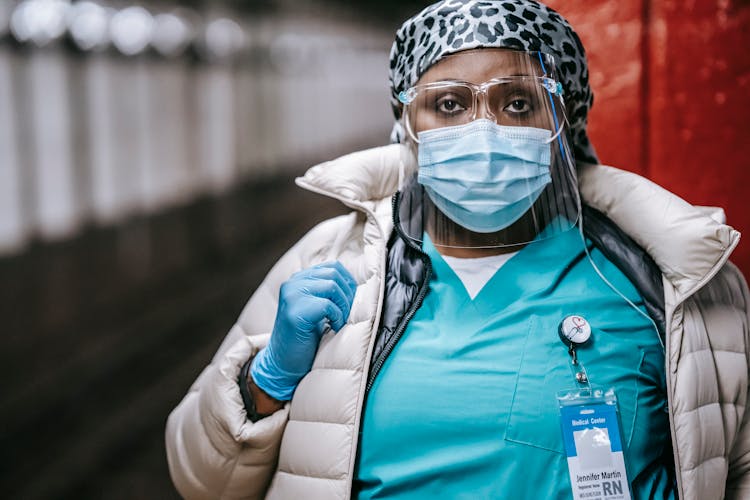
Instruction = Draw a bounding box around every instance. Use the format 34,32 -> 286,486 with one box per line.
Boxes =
251,261 -> 357,401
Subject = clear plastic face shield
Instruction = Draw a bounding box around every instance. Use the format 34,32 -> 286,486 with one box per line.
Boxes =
396,49 -> 581,250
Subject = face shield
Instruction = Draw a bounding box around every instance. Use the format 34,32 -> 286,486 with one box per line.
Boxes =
396,49 -> 580,250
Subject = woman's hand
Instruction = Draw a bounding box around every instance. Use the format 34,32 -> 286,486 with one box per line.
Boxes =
250,261 -> 357,401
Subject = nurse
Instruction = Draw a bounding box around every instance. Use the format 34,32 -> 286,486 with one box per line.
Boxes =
358,46 -> 673,499
166,1 -> 750,499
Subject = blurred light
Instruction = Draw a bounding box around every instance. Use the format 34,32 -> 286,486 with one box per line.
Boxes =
110,6 -> 153,56
203,18 -> 246,61
151,11 -> 192,57
10,0 -> 70,47
270,32 -> 331,75
67,1 -> 110,51
270,33 -> 305,74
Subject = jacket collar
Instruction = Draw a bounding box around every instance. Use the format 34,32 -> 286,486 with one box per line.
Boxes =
577,163 -> 740,298
295,145 -> 406,208
297,144 -> 740,298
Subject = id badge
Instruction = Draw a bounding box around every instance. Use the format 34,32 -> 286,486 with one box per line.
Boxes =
558,388 -> 631,500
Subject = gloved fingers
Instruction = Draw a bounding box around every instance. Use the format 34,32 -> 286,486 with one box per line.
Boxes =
310,295 -> 347,332
281,286 -> 348,334
299,261 -> 357,299
295,277 -> 353,323
326,261 -> 358,295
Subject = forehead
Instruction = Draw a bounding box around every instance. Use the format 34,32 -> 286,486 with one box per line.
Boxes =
417,48 -> 545,85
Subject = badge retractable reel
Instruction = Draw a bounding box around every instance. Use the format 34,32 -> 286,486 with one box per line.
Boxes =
558,315 -> 592,387
556,315 -> 633,500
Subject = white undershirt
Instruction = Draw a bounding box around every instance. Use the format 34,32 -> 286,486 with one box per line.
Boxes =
441,251 -> 519,299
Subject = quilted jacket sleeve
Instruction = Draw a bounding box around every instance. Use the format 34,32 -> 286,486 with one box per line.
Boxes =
725,263 -> 750,498
165,213 -> 360,499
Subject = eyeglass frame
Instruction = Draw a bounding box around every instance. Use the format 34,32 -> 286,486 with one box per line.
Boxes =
397,76 -> 565,144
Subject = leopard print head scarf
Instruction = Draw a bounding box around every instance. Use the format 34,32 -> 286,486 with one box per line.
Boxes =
389,0 -> 598,164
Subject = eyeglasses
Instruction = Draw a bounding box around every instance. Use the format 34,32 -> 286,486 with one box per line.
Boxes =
398,76 -> 565,143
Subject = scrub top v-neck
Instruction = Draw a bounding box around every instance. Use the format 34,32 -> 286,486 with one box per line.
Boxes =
355,228 -> 675,499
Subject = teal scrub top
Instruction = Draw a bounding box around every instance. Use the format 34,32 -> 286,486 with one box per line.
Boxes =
356,228 -> 675,499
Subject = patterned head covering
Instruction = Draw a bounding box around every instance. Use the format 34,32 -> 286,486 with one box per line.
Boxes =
389,0 -> 598,164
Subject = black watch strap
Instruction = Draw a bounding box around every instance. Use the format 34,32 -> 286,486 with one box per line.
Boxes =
238,357 -> 266,423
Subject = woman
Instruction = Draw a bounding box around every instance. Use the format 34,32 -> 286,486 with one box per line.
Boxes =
166,1 -> 750,498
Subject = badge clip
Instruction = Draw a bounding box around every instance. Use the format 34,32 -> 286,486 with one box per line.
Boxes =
559,315 -> 592,388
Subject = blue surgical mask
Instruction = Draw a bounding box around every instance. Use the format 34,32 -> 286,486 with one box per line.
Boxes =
417,119 -> 552,233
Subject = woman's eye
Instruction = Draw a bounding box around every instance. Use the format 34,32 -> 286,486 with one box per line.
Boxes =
505,99 -> 530,113
435,96 -> 467,114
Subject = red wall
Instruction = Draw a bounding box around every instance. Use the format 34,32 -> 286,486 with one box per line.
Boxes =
545,0 -> 750,277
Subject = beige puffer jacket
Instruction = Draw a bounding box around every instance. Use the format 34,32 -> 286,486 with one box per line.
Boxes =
166,144 -> 750,500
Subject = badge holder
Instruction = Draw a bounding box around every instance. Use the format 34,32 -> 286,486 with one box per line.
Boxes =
557,316 -> 632,500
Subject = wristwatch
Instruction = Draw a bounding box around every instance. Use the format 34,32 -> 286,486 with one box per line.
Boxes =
238,357 -> 275,423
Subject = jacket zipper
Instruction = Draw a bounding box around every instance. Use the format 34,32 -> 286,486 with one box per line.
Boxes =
350,193 -> 431,498
365,193 -> 433,393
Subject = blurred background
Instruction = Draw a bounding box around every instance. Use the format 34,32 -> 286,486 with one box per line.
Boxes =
0,0 -> 748,498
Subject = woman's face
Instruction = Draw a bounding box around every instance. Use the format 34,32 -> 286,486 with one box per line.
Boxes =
406,48 -> 555,138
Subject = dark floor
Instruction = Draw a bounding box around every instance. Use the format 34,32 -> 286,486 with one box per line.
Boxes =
0,173 -> 346,499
